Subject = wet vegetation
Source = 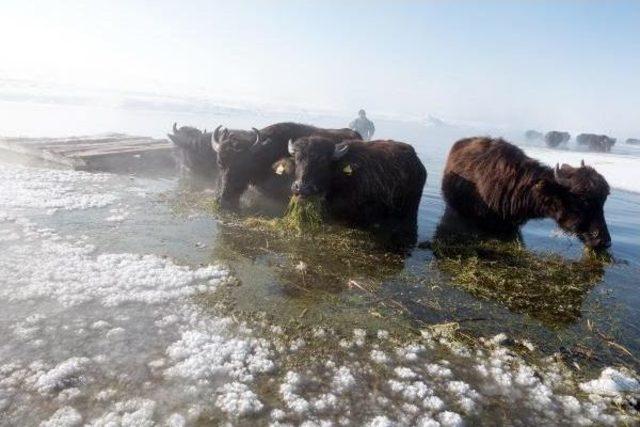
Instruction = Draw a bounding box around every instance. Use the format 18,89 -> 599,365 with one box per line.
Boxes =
430,237 -> 605,325
164,188 -> 637,372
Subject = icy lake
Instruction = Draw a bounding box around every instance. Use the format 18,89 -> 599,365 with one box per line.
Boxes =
1,95 -> 640,426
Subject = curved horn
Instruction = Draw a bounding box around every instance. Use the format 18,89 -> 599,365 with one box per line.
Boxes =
333,143 -> 350,159
252,127 -> 261,145
173,122 -> 178,134
554,163 -> 561,179
288,139 -> 295,155
213,125 -> 223,143
580,159 -> 585,167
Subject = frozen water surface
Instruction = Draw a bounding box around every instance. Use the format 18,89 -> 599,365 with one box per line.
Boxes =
1,111 -> 640,425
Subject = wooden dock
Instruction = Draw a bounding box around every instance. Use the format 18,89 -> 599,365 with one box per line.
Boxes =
0,133 -> 175,174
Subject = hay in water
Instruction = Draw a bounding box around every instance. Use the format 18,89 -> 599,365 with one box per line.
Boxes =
431,238 -> 607,324
280,195 -> 325,234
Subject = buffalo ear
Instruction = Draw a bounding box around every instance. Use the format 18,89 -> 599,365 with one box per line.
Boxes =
333,143 -> 349,160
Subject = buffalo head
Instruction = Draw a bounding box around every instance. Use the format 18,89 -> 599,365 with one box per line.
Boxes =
547,161 -> 611,249
168,123 -> 217,183
288,137 -> 349,198
212,125 -> 272,210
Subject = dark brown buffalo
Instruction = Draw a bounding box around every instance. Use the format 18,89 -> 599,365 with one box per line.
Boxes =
525,130 -> 543,141
213,122 -> 361,210
577,133 -> 616,152
442,137 -> 611,249
288,137 -> 427,244
167,123 -> 218,185
544,131 -> 570,148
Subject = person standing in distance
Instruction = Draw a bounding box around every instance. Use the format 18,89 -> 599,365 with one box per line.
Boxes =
349,109 -> 375,141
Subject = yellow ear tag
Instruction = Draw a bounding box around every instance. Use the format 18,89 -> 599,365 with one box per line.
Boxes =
343,164 -> 353,175
275,164 -> 285,175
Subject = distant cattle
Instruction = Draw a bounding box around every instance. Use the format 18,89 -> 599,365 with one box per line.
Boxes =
167,123 -> 218,185
213,122 -> 361,210
626,138 -> 640,145
525,130 -> 544,141
577,134 -> 616,152
442,137 -> 611,249
544,131 -> 570,148
288,136 -> 426,245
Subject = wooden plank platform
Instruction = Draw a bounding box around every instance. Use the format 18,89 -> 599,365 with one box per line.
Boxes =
0,133 -> 175,174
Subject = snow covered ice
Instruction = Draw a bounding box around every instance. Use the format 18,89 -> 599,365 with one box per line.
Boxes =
0,161 -> 638,425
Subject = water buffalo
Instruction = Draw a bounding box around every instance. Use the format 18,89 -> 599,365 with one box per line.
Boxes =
213,122 -> 361,210
442,137 -> 611,249
525,130 -> 543,141
167,123 -> 218,185
288,137 -> 427,244
577,133 -> 616,152
544,131 -> 570,148
626,138 -> 640,145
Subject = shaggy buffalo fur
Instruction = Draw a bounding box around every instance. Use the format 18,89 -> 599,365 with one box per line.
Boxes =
576,133 -> 616,152
442,137 -> 611,249
213,122 -> 361,210
167,123 -> 218,185
544,131 -> 571,148
290,137 -> 427,245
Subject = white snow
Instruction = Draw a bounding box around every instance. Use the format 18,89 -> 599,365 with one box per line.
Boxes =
437,411 -> 464,427
331,366 -> 356,394
522,146 -> 640,193
0,165 -> 118,213
370,349 -> 389,364
579,368 -> 640,397
166,413 -> 186,427
164,314 -> 274,384
279,371 -> 310,415
40,406 -> 82,427
0,221 -> 228,307
368,415 -> 396,427
215,382 -> 264,416
87,399 -> 156,427
34,357 -> 90,395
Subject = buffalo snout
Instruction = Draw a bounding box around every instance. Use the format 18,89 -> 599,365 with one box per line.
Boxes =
291,181 -> 318,197
581,225 -> 611,250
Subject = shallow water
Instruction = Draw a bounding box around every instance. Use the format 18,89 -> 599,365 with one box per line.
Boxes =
1,100 -> 639,425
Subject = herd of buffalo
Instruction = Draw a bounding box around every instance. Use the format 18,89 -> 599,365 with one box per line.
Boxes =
168,121 -> 612,250
526,129 -> 640,152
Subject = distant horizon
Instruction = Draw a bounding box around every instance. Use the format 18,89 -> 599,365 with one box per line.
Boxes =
1,1 -> 639,135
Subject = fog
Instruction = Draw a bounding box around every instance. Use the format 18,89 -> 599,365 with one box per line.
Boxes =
1,1 -> 639,136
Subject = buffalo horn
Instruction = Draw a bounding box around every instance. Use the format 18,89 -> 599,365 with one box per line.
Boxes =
252,127 -> 261,145
213,125 -> 224,143
288,139 -> 295,155
333,143 -> 350,159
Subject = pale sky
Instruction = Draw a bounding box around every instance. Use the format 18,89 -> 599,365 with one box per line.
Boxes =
1,0 -> 639,133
